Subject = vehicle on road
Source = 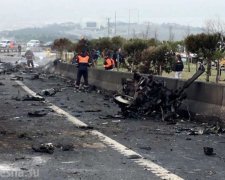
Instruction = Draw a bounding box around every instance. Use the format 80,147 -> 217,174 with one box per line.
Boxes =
42,41 -> 53,47
0,40 -> 16,48
27,40 -> 40,47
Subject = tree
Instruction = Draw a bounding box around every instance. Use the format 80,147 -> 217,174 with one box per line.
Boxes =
140,45 -> 174,75
75,38 -> 91,53
123,39 -> 149,72
204,18 -> 225,35
185,33 -> 223,82
111,36 -> 126,51
52,38 -> 73,58
93,37 -> 112,52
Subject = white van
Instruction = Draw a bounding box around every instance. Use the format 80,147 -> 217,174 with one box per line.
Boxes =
27,40 -> 40,47
0,40 -> 11,48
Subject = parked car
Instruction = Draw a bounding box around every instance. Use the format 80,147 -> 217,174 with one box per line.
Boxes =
42,41 -> 53,47
26,40 -> 40,47
0,40 -> 15,48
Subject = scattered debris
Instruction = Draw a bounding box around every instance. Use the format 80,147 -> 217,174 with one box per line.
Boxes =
61,144 -> 74,151
30,73 -> 40,80
204,147 -> 215,156
20,167 -> 29,171
18,133 -> 32,140
0,130 -> 7,135
15,157 -> 26,161
79,126 -> 94,130
112,120 -> 121,123
114,65 -> 205,121
175,124 -> 225,136
23,95 -> 45,101
0,62 -> 19,74
37,88 -> 57,96
84,109 -> 101,113
10,76 -> 23,81
99,114 -> 125,119
139,146 -> 152,151
201,125 -> 225,134
127,154 -> 142,159
0,82 -> 4,86
28,109 -> 48,117
32,143 -> 54,154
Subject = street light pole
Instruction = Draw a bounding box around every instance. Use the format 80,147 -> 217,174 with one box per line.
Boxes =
115,11 -> 117,36
107,18 -> 110,37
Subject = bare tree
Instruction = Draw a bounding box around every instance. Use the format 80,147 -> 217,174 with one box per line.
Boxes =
204,17 -> 225,35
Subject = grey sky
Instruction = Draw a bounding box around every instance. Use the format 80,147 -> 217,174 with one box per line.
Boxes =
0,0 -> 224,30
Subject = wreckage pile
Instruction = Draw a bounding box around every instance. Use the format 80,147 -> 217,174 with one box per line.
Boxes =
114,65 -> 205,121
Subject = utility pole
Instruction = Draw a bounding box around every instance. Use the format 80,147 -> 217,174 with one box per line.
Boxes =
128,9 -> 130,38
107,18 -> 110,37
154,28 -> 158,42
146,22 -> 150,39
137,10 -> 140,24
169,26 -> 174,41
115,11 -> 117,35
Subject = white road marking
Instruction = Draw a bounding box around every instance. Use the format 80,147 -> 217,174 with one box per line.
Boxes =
16,80 -> 184,180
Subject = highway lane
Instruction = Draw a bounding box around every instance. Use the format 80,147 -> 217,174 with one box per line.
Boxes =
0,53 -> 225,179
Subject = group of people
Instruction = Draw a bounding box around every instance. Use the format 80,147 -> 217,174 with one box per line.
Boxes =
73,50 -> 184,90
72,48 -> 127,90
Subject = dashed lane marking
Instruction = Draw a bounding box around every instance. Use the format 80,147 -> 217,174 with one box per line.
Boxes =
16,80 -> 184,180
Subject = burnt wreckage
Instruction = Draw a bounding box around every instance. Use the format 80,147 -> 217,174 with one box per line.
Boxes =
114,65 -> 205,120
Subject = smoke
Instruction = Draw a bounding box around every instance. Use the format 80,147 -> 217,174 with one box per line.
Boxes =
34,52 -> 56,67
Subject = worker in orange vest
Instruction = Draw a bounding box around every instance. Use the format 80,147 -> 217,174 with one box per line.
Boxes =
104,53 -> 115,70
75,49 -> 92,89
9,41 -> 14,49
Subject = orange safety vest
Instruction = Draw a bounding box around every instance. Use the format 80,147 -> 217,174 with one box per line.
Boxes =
10,41 -> 14,49
104,58 -> 114,68
77,55 -> 89,63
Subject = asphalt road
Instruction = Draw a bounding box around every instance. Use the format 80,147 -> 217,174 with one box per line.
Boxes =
0,53 -> 225,180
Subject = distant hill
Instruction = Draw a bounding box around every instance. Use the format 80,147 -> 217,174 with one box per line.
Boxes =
0,21 -> 204,43
0,22 -> 80,42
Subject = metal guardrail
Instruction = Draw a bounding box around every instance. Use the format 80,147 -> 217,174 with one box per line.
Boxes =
0,47 -> 43,53
0,47 -> 20,53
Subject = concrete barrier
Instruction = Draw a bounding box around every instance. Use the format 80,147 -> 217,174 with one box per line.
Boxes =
54,62 -> 225,125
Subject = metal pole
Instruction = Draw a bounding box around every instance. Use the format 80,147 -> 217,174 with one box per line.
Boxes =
115,11 -> 117,35
128,9 -> 130,38
107,18 -> 110,37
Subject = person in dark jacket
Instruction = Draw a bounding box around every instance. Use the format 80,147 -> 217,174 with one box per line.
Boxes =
18,44 -> 22,56
75,50 -> 91,89
25,48 -> 35,68
174,54 -> 184,79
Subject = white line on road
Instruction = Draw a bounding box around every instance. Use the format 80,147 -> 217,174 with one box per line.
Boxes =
16,80 -> 184,180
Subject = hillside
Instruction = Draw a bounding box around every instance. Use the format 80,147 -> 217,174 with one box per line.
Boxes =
0,21 -> 204,42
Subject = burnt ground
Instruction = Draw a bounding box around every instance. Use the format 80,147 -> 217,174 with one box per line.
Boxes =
0,54 -> 225,180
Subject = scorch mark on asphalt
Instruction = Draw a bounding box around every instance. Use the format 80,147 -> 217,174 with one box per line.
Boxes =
16,80 -> 184,180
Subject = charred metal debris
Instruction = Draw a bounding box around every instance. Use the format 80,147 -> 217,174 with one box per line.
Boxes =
114,65 -> 205,121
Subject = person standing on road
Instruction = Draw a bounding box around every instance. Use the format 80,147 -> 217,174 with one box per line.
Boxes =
18,44 -> 22,56
174,54 -> 184,79
75,49 -> 91,89
25,48 -> 35,68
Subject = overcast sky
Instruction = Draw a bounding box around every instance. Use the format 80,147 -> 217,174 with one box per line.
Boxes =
0,0 -> 224,30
